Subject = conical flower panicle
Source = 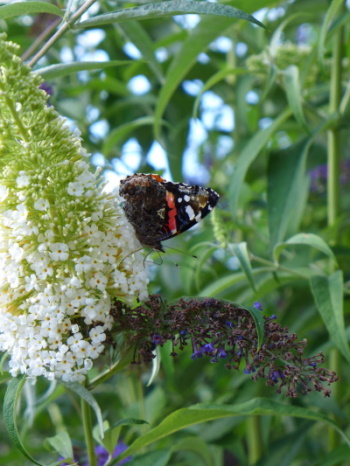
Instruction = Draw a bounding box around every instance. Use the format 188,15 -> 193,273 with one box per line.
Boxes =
0,35 -> 149,382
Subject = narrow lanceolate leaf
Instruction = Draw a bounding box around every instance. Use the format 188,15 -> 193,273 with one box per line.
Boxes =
310,271 -> 350,362
61,382 -> 104,437
36,60 -> 137,79
193,67 -> 246,118
230,242 -> 256,292
0,1 -> 62,19
274,233 -> 337,265
267,138 -> 311,250
229,108 -> 292,217
118,22 -> 164,83
4,377 -> 44,466
318,0 -> 345,65
45,431 -> 74,461
75,1 -> 265,29
283,65 -> 310,133
115,398 -> 349,461
103,116 -> 157,155
154,15 -> 239,140
244,306 -> 265,350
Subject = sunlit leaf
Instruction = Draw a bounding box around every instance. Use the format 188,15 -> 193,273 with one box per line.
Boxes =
45,431 -> 73,461
193,67 -> 246,118
115,398 -> 349,461
310,271 -> 350,362
318,0 -> 344,65
118,22 -> 164,83
76,1 -> 265,29
37,60 -> 138,79
103,116 -> 160,155
0,1 -> 62,19
230,242 -> 256,292
283,65 -> 310,133
274,233 -> 337,264
154,15 -> 238,140
267,139 -> 311,250
229,108 -> 292,217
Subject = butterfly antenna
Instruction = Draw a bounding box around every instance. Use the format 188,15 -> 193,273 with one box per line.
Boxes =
119,247 -> 144,265
143,249 -> 163,266
162,245 -> 197,259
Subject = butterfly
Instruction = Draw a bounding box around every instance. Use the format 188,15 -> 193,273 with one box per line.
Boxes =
119,173 -> 219,252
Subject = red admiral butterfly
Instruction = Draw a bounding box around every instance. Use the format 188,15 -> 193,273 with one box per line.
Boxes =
119,173 -> 220,252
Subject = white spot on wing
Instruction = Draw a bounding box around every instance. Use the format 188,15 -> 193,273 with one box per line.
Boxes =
185,205 -> 195,220
195,213 -> 201,222
184,195 -> 190,202
178,197 -> 182,202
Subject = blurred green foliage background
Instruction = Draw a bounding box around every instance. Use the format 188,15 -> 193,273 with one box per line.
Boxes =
1,0 -> 350,464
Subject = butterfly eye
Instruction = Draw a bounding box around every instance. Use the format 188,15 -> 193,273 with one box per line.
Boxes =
128,187 -> 135,195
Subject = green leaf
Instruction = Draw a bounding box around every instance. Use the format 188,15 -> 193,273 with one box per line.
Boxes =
36,60 -> 137,80
45,431 -> 73,461
3,377 -> 44,466
198,266 -> 277,298
93,421 -> 121,455
318,0 -> 344,65
230,242 -> 256,292
244,306 -> 265,350
267,138 -> 311,250
310,271 -> 350,362
283,65 -> 310,133
153,11 -> 262,139
103,116 -> 159,155
147,346 -> 161,387
171,436 -> 213,466
118,22 -> 164,83
199,271 -> 248,297
228,108 -> 292,217
61,381 -> 104,437
0,1 -> 62,19
117,449 -> 171,466
76,1 -> 265,29
274,233 -> 337,264
192,67 -> 246,118
115,398 -> 349,461
314,444 -> 350,466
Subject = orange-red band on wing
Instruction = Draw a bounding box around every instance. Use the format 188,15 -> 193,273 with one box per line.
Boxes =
165,191 -> 177,233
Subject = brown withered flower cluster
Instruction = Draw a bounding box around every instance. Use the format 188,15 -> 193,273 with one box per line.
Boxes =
110,296 -> 338,398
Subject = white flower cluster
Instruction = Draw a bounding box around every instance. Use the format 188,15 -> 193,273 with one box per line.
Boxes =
0,161 -> 149,382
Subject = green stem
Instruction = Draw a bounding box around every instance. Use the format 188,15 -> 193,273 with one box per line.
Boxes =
87,348 -> 133,390
81,396 -> 97,466
327,0 -> 344,451
27,0 -> 98,68
3,95 -> 29,142
21,17 -> 61,62
327,31 -> 342,227
247,416 -> 263,464
250,254 -> 311,279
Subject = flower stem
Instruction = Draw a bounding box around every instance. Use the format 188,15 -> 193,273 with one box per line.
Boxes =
327,1 -> 344,450
247,415 -> 263,464
81,396 -> 97,466
250,254 -> 311,279
27,0 -> 98,68
87,349 -> 134,390
2,94 -> 29,142
327,30 -> 342,227
21,17 -> 61,62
